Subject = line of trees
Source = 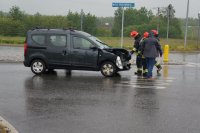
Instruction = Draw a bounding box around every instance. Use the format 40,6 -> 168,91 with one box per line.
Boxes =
0,6 -> 98,36
0,5 -> 183,38
112,7 -> 182,38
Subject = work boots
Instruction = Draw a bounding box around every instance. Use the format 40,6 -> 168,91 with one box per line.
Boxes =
156,65 -> 162,73
135,70 -> 142,76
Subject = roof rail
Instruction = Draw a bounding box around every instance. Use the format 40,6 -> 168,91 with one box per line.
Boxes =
31,26 -> 49,30
63,27 -> 76,31
30,27 -> 77,31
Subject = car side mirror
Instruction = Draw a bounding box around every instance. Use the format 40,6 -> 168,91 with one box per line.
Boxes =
90,46 -> 98,50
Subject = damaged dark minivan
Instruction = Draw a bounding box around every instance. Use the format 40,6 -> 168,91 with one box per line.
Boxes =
24,28 -> 131,77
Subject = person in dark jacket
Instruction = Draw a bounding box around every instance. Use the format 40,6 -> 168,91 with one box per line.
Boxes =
130,31 -> 143,76
141,31 -> 163,79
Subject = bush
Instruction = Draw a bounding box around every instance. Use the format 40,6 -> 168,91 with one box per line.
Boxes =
96,28 -> 112,37
0,18 -> 25,36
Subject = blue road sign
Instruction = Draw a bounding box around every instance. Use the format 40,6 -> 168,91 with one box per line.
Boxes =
112,2 -> 135,48
112,2 -> 135,7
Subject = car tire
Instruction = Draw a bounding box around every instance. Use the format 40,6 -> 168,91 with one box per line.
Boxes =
48,69 -> 54,72
100,61 -> 116,77
31,59 -> 46,75
66,69 -> 72,75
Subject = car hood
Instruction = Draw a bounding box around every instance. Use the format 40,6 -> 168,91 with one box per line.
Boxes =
103,48 -> 131,61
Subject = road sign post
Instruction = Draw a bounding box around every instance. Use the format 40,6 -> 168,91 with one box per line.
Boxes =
112,2 -> 135,48
121,7 -> 124,48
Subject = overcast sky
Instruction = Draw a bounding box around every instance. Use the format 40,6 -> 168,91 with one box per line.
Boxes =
1,0 -> 200,18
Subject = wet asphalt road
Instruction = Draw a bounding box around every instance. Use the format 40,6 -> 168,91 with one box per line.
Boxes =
0,62 -> 200,133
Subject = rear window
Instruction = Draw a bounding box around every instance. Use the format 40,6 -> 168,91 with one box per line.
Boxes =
32,35 -> 45,45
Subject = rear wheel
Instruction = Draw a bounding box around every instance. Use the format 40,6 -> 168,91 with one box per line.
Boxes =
31,59 -> 46,75
100,61 -> 116,77
66,69 -> 72,75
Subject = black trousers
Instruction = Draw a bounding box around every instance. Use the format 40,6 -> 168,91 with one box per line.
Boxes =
136,56 -> 142,72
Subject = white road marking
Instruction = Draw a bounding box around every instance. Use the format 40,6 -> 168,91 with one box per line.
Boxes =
186,62 -> 200,67
116,76 -> 174,90
115,84 -> 167,89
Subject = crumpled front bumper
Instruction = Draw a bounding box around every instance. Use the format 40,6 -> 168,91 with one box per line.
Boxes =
116,56 -> 131,71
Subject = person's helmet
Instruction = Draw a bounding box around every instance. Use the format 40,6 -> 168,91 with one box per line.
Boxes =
151,30 -> 159,37
130,31 -> 138,38
143,32 -> 149,38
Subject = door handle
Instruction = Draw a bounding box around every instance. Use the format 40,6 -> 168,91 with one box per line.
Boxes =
62,50 -> 67,56
73,51 -> 78,54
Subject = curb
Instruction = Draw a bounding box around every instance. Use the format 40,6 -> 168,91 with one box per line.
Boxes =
0,116 -> 19,133
0,60 -> 23,63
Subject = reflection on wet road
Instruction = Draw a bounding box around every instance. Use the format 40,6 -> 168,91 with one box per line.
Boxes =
0,63 -> 200,133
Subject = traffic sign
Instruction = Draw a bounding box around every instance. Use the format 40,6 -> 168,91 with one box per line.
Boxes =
112,2 -> 135,7
112,2 -> 135,48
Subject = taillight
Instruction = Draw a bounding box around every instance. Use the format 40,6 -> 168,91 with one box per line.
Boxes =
24,40 -> 28,56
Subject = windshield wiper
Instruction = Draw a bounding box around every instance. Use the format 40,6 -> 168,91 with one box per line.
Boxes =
96,40 -> 110,48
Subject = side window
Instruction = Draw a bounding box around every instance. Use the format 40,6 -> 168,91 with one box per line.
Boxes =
73,37 -> 93,49
50,35 -> 66,47
32,35 -> 45,45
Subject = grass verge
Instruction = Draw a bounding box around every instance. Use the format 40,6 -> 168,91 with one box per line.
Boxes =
0,36 -> 200,51
0,36 -> 25,46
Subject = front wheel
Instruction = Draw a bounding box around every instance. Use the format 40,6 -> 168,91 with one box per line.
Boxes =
100,61 -> 117,77
31,59 -> 46,75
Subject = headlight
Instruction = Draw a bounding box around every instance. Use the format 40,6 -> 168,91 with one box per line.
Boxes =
116,56 -> 123,69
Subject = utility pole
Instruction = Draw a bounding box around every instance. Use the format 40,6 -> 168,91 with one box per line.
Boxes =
157,7 -> 160,32
152,7 -> 166,33
166,4 -> 172,44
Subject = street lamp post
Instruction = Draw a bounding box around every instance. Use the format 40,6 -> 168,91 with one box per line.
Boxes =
197,12 -> 200,48
166,10 -> 170,43
80,9 -> 83,31
184,0 -> 190,49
